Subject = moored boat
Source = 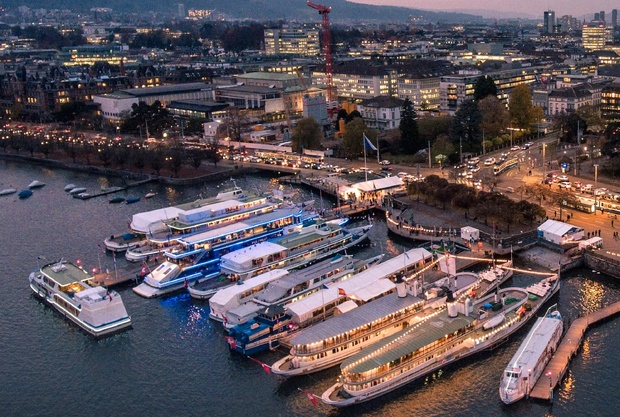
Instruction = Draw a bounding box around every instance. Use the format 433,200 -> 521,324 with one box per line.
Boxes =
499,305 -> 563,404
68,187 -> 87,195
28,180 -> 46,189
64,184 -> 76,192
104,232 -> 145,252
145,192 -> 156,199
321,274 -> 560,407
109,196 -> 125,204
125,197 -> 140,204
0,188 -> 17,196
29,259 -> 132,337
219,220 -> 372,281
18,189 -> 33,199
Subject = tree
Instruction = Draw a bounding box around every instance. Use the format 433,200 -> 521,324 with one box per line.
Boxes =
478,95 -> 509,139
418,116 -> 452,144
431,134 -> 455,161
473,75 -> 497,101
291,117 -> 322,153
576,104 -> 605,133
450,99 -> 482,149
343,118 -> 375,160
399,98 -> 421,153
509,84 -> 535,130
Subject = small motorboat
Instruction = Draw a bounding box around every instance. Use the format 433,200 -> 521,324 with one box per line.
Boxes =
18,189 -> 33,199
28,180 -> 46,189
68,187 -> 87,195
125,197 -> 140,204
0,188 -> 17,196
64,184 -> 76,192
76,192 -> 91,199
109,196 -> 125,204
145,192 -> 156,199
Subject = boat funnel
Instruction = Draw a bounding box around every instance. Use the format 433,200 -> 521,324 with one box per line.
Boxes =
395,273 -> 406,298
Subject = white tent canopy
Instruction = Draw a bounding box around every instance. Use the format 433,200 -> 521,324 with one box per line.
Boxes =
537,219 -> 584,244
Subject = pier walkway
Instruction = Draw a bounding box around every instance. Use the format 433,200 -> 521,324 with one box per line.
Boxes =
529,300 -> 620,401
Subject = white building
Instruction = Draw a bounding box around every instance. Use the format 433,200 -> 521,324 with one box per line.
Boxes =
357,96 -> 404,131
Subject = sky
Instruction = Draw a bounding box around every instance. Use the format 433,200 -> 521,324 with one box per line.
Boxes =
348,0 -> 619,19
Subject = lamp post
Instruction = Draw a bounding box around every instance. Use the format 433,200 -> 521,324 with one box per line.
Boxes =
594,164 -> 599,185
542,142 -> 546,182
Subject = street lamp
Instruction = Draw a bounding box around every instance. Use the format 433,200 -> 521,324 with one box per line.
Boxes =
594,164 -> 599,185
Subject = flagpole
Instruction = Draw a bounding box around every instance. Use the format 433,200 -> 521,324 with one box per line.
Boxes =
363,132 -> 368,182
377,138 -> 380,164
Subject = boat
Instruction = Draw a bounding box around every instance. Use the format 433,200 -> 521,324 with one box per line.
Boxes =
219,220 -> 373,281
226,249 -> 433,356
109,196 -> 125,204
499,305 -> 563,404
28,180 -> 46,189
125,197 -> 141,204
271,271 -> 483,376
0,188 -> 16,196
212,254 -> 385,327
321,274 -> 560,407
124,189 -> 282,262
145,192 -> 156,199
74,192 -> 91,199
28,259 -> 132,337
18,189 -> 33,199
103,232 -> 144,252
64,184 -> 76,192
68,187 -> 87,195
132,205 -> 313,298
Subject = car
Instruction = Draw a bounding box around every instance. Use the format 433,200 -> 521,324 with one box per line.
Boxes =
468,157 -> 480,165
511,145 -> 521,151
557,175 -> 569,182
484,157 -> 496,166
473,179 -> 482,189
379,160 -> 391,165
558,181 -> 571,189
581,184 -> 594,193
397,172 -> 409,179
471,165 -> 480,173
465,172 -> 473,179
572,181 -> 582,189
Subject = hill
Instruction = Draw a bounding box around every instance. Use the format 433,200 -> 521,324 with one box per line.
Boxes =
6,0 -> 482,23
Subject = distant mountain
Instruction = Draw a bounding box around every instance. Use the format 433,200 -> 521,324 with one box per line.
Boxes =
4,0 -> 483,23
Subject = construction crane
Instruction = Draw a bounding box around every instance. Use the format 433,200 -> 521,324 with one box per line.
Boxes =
307,1 -> 334,108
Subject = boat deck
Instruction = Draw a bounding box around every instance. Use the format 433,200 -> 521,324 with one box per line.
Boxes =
529,300 -> 620,401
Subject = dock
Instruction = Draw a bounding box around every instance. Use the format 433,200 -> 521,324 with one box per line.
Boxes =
91,258 -> 160,287
73,178 -> 155,200
529,300 -> 620,401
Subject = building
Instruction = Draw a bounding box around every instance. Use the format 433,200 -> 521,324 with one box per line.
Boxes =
357,96 -> 404,131
166,100 -> 228,120
582,21 -> 607,51
544,10 -> 556,34
58,44 -> 128,66
396,60 -> 456,110
558,15 -> 581,32
547,82 -> 606,115
601,80 -> 620,121
311,62 -> 398,100
302,94 -> 328,125
94,82 -> 213,124
613,9 -> 618,28
264,27 -> 320,57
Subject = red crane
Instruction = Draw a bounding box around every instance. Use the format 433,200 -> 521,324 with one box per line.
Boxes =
307,1 -> 334,106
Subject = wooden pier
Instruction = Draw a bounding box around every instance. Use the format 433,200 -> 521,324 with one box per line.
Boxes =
529,300 -> 620,401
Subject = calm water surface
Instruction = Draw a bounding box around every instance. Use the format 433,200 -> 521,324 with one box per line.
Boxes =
1,160 -> 619,417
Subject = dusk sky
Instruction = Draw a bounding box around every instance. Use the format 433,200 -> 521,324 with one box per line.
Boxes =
349,0 -> 618,18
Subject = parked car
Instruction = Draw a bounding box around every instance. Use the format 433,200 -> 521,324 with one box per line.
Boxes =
557,175 -> 569,182
558,181 -> 571,189
572,181 -> 582,189
379,160 -> 391,165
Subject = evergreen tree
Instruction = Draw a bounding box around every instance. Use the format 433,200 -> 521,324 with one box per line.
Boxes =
450,99 -> 482,149
291,117 -> 322,153
473,76 -> 497,101
399,97 -> 421,153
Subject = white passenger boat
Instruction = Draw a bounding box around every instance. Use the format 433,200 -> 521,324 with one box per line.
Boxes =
28,180 -> 46,189
132,206 -> 311,298
103,232 -> 145,252
499,305 -> 563,404
0,188 -> 16,196
29,259 -> 132,337
219,220 -> 372,281
271,271 -> 483,376
321,274 -> 560,407
220,254 -> 384,328
226,249 -> 433,356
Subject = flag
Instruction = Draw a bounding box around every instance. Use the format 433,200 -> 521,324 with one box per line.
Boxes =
248,356 -> 272,374
322,284 -> 329,290
298,389 -> 318,407
141,263 -> 147,277
225,336 -> 237,350
363,133 -> 377,151
106,290 -> 113,302
338,287 -> 346,297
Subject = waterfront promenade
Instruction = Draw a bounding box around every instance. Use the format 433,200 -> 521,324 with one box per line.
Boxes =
529,300 -> 620,401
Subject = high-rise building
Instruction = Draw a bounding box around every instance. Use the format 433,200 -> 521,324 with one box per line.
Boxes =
558,15 -> 581,32
612,9 -> 618,27
595,12 -> 600,21
600,11 -> 606,23
264,27 -> 320,56
582,21 -> 607,51
544,10 -> 556,33
178,3 -> 185,18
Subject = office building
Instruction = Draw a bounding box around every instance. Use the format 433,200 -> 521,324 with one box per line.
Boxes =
544,10 -> 556,33
264,27 -> 320,57
582,21 -> 608,51
613,9 -> 618,27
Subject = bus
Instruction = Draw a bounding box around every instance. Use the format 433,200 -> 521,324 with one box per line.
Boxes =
493,158 -> 518,176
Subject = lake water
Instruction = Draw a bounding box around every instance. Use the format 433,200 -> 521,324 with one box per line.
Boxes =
1,159 -> 619,417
